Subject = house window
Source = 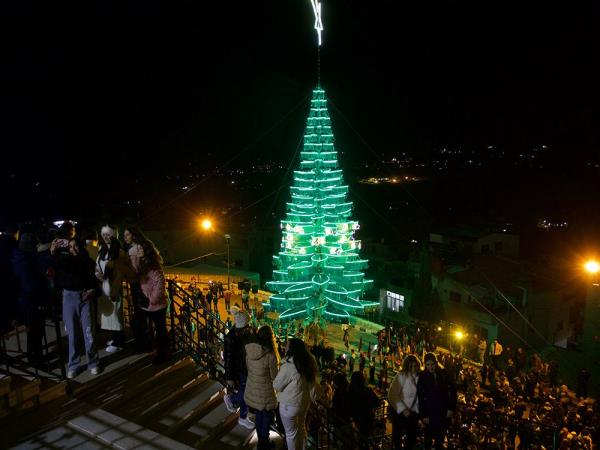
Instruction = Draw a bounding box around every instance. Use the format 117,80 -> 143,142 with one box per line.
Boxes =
386,291 -> 405,312
449,291 -> 462,303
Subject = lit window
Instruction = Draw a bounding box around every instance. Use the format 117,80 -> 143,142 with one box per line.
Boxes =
386,291 -> 404,311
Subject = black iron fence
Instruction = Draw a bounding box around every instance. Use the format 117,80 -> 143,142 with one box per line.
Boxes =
0,300 -> 67,381
165,279 -> 227,382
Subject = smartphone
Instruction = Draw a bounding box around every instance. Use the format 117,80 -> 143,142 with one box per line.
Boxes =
56,239 -> 69,247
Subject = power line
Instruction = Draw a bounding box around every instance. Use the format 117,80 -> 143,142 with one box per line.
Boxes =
476,269 -> 552,347
135,92 -> 311,226
456,283 -> 538,352
165,251 -> 225,269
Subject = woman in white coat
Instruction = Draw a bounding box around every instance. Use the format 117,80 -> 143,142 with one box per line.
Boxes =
95,225 -> 133,352
273,337 -> 318,450
388,354 -> 421,450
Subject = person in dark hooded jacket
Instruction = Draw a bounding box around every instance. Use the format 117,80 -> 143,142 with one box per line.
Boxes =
223,307 -> 255,428
11,233 -> 50,364
0,227 -> 19,335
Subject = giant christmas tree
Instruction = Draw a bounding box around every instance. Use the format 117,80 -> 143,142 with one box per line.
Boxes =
265,86 -> 377,324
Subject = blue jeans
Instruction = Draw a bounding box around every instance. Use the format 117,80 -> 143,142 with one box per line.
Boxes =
255,409 -> 274,444
230,373 -> 248,419
63,290 -> 98,372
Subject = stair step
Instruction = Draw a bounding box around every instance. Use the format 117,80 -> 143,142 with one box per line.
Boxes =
216,420 -> 258,450
186,401 -> 238,442
0,375 -> 12,396
114,364 -> 198,417
8,377 -> 41,408
10,423 -> 112,449
73,354 -> 151,399
67,408 -> 195,450
196,409 -> 254,450
103,357 -> 194,409
139,372 -> 209,421
161,383 -> 225,435
38,379 -> 67,405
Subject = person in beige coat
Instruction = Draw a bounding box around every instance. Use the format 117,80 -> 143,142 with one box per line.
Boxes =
244,325 -> 279,450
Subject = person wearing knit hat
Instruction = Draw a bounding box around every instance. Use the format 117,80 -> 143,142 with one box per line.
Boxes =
96,224 -> 133,353
223,305 -> 255,429
230,306 -> 251,329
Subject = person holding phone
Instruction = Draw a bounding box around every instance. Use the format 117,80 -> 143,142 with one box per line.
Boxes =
51,237 -> 98,378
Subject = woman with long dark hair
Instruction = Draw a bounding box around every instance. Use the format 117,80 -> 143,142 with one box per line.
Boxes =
330,371 -> 355,450
273,337 -> 318,450
244,325 -> 280,450
123,226 -> 151,352
388,354 -> 421,450
349,370 -> 382,450
137,239 -> 169,364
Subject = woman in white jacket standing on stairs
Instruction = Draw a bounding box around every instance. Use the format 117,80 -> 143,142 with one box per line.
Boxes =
273,337 -> 318,450
388,354 -> 421,450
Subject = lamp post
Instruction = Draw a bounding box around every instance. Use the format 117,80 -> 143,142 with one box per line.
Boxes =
198,217 -> 231,290
224,234 -> 231,290
581,259 -> 600,397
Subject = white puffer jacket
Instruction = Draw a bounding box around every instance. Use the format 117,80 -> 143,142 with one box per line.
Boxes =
273,357 -> 312,410
388,372 -> 419,414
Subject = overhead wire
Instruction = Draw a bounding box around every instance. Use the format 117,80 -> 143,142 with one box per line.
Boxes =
476,269 -> 552,346
457,283 -> 538,352
134,92 -> 311,226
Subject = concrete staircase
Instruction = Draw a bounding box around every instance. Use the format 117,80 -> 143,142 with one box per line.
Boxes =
10,355 -> 282,450
0,372 -> 67,420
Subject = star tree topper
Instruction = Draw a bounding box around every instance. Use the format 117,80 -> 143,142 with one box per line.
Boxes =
310,0 -> 324,46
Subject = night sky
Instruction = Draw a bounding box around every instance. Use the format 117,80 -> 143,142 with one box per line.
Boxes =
2,1 -> 599,225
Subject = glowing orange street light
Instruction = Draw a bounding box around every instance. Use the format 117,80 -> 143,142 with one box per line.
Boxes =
199,218 -> 213,232
584,260 -> 600,274
454,331 -> 464,340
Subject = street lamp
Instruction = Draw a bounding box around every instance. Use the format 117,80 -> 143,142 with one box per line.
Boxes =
200,218 -> 213,231
197,216 -> 231,289
584,260 -> 600,275
224,234 -> 231,290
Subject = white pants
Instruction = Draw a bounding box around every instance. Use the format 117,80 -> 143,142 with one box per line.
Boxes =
279,403 -> 308,450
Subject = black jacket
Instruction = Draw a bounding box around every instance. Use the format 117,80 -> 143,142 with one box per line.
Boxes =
52,252 -> 96,292
11,249 -> 50,309
223,325 -> 255,381
417,367 -> 457,427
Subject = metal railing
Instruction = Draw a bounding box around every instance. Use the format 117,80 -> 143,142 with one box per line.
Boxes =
165,279 -> 228,382
0,300 -> 67,381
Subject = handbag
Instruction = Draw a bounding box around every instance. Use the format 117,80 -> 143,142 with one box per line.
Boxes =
132,283 -> 150,308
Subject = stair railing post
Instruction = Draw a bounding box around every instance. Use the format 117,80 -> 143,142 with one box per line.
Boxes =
167,280 -> 177,354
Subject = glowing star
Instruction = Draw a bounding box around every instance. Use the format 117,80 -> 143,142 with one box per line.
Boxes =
310,0 -> 324,46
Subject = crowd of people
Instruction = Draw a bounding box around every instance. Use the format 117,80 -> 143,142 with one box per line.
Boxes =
2,221 -> 598,449
0,221 -> 170,378
219,311 -> 598,450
